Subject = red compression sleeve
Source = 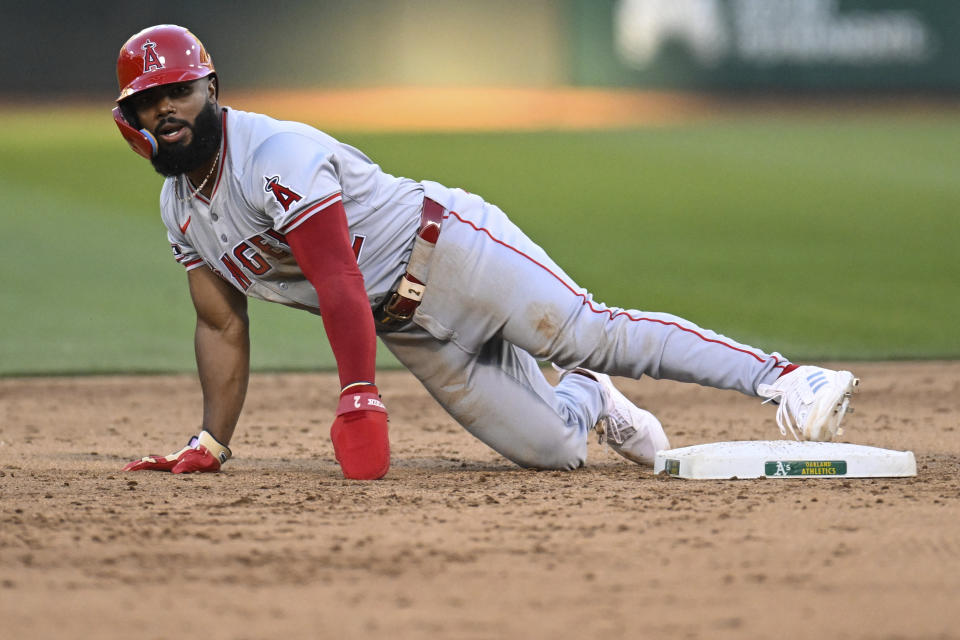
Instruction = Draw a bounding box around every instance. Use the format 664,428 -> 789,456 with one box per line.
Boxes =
285,200 -> 376,389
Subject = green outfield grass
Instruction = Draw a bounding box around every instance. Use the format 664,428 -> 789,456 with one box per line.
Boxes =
1,107 -> 957,374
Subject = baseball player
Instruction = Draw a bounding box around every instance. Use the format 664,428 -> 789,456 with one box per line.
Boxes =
116,25 -> 858,480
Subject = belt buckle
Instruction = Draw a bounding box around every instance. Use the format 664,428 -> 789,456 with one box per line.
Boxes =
378,291 -> 416,328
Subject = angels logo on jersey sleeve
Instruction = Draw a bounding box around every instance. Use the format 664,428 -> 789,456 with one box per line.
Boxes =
250,130 -> 345,232
264,176 -> 302,211
263,174 -> 343,234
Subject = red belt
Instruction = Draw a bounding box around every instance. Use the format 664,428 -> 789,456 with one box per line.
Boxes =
376,197 -> 445,328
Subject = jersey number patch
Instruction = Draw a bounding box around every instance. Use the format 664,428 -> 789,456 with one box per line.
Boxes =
264,176 -> 303,212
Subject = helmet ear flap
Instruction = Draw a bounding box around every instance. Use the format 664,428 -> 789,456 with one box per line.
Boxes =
112,107 -> 158,159
118,102 -> 139,129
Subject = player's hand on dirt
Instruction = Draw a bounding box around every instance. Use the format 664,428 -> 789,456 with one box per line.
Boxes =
331,385 -> 390,480
122,431 -> 231,473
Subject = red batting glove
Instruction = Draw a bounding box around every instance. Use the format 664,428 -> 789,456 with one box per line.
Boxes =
171,445 -> 221,474
122,431 -> 231,473
123,438 -> 196,472
331,386 -> 390,480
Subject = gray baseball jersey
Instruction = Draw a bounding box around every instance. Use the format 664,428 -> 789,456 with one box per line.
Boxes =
159,107 -> 789,469
162,107 -> 423,309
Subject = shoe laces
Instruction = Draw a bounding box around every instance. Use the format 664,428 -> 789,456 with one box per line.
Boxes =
596,417 -> 617,446
597,406 -> 635,446
556,364 -> 639,447
757,383 -> 801,441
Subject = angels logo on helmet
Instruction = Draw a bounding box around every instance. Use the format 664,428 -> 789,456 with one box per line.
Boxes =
141,39 -> 164,72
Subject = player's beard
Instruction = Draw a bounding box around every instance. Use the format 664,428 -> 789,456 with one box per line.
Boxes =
150,102 -> 222,177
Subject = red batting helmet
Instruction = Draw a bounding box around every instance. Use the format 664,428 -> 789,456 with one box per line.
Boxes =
114,25 -> 216,159
116,24 -> 216,102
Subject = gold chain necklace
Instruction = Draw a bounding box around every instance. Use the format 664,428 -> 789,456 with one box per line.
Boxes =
177,149 -> 221,202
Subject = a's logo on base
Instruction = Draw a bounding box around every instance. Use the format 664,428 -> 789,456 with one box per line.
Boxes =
765,460 -> 847,477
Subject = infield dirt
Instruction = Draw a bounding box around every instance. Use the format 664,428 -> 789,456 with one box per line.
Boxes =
1,361 -> 958,639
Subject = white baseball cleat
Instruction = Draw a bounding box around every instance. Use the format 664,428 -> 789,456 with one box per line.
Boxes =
757,366 -> 859,442
555,365 -> 670,467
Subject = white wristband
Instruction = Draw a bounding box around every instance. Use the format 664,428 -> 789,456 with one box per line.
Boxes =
197,430 -> 232,465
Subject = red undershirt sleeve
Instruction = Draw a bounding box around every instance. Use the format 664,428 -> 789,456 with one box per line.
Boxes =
285,201 -> 376,390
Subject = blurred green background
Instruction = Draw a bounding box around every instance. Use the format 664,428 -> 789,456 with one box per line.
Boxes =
1,1 -> 958,374
2,108 -> 957,374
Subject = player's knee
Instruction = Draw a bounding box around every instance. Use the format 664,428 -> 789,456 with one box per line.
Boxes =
510,443 -> 586,471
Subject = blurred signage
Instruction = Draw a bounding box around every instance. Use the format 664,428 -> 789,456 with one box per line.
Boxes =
571,0 -> 960,89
